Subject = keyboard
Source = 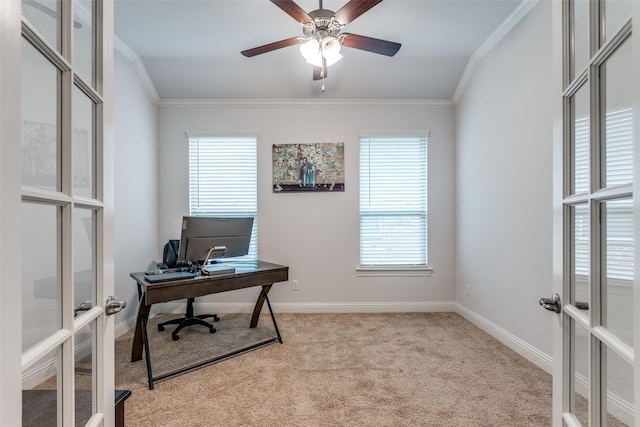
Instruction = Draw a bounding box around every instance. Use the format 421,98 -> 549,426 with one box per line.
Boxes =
144,271 -> 195,283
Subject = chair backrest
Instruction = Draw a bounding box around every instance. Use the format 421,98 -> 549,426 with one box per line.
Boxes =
162,239 -> 180,268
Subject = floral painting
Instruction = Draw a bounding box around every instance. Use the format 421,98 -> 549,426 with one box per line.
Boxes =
272,143 -> 345,192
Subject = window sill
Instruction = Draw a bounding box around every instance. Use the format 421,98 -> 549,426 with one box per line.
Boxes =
356,266 -> 433,277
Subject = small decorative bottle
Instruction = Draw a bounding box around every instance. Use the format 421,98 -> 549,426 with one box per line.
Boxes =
301,162 -> 316,188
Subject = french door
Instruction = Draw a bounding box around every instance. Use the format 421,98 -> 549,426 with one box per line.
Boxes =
552,0 -> 638,425
1,0 -> 116,425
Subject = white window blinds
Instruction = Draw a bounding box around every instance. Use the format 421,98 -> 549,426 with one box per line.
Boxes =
574,108 -> 633,281
359,135 -> 428,267
188,135 -> 258,259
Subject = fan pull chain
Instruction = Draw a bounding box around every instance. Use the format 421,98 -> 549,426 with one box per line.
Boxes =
321,57 -> 326,92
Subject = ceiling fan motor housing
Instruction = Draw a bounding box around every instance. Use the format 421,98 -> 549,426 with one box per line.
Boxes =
303,9 -> 343,41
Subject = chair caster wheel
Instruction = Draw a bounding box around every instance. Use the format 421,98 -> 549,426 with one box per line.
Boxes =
213,315 -> 220,322
210,327 -> 216,333
158,325 -> 165,332
172,334 -> 180,341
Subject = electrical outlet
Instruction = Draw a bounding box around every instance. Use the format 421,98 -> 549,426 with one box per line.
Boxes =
465,283 -> 471,296
292,280 -> 300,291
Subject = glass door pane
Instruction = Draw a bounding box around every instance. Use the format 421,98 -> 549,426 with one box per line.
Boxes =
21,202 -> 61,352
73,208 -> 96,315
572,203 -> 590,311
73,0 -> 94,86
603,0 -> 631,43
600,38 -> 633,188
21,39 -> 61,192
572,0 -> 590,80
74,322 -> 96,425
571,319 -> 590,425
603,346 -> 633,425
600,198 -> 634,347
21,0 -> 59,50
22,348 -> 60,427
72,87 -> 95,198
571,84 -> 590,194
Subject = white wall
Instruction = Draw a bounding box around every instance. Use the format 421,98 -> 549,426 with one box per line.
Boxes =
455,1 -> 554,357
157,102 -> 456,308
113,50 -> 159,327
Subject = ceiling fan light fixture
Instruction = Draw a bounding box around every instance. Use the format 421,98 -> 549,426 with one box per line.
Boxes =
300,36 -> 342,67
323,51 -> 343,66
300,39 -> 323,66
321,36 -> 341,57
321,36 -> 342,65
300,38 -> 324,66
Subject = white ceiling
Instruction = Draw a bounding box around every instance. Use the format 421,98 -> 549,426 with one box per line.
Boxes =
113,0 -> 524,100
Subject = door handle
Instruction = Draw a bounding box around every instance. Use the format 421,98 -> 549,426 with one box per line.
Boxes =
105,296 -> 126,316
74,301 -> 92,317
539,293 -> 561,313
575,301 -> 589,310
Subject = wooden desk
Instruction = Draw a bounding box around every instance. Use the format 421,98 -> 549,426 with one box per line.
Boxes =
130,260 -> 289,389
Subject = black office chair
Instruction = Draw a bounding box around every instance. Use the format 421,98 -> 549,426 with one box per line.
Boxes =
156,240 -> 219,341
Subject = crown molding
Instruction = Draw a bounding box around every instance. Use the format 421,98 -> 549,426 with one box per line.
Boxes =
114,36 -> 161,104
157,98 -> 455,109
452,0 -> 540,105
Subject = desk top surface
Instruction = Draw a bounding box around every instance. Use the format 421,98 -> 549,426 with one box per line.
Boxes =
130,260 -> 289,304
131,260 -> 287,280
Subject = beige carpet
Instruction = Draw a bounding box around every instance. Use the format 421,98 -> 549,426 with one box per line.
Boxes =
116,312 -> 553,426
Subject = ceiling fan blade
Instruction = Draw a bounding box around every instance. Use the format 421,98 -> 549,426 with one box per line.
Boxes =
270,0 -> 313,24
241,37 -> 302,57
340,33 -> 401,57
334,0 -> 383,25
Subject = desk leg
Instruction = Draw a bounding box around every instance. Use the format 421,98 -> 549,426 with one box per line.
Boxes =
250,284 -> 282,344
250,284 -> 272,328
134,282 -> 283,389
140,316 -> 155,390
264,293 -> 283,344
131,302 -> 150,362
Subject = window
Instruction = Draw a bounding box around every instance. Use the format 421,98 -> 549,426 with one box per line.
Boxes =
359,134 -> 428,268
187,134 -> 258,260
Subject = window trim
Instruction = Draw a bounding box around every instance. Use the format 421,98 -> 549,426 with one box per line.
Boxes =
186,132 -> 258,261
358,132 -> 430,274
356,266 -> 433,277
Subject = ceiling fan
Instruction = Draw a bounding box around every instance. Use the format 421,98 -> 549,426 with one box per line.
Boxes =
241,0 -> 401,88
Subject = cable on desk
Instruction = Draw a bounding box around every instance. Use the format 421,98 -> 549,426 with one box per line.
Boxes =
201,246 -> 225,275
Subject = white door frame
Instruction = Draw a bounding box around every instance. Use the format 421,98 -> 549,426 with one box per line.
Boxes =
0,0 -> 26,425
552,0 -> 639,425
0,0 -> 116,424
633,0 -> 640,422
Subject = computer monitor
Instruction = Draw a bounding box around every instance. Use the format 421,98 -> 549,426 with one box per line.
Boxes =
177,216 -> 254,265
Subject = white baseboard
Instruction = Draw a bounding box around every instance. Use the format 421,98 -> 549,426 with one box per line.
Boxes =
150,300 -> 458,314
115,314 -> 138,339
271,301 -> 458,313
455,303 -> 553,374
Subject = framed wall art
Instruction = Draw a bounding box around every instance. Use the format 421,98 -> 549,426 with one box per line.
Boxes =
272,142 -> 345,192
